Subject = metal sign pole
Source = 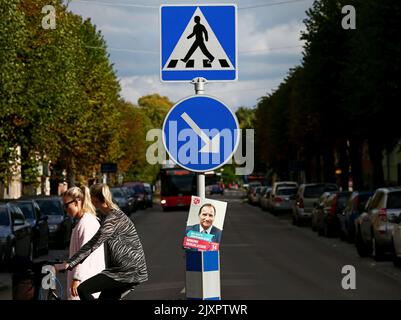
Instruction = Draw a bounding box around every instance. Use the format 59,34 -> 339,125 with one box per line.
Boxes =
192,77 -> 207,198
184,78 -> 221,301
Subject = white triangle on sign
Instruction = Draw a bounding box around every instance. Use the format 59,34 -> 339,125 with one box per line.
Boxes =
163,7 -> 234,71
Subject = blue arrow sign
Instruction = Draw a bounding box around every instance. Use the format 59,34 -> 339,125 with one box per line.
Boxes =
160,4 -> 237,82
162,95 -> 240,172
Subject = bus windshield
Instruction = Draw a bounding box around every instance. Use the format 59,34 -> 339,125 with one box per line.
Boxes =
161,169 -> 196,196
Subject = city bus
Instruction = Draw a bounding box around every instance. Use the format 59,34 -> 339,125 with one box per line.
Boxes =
159,167 -> 197,211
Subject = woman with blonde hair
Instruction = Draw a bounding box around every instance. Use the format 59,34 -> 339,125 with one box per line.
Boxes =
56,183 -> 148,300
62,186 -> 105,300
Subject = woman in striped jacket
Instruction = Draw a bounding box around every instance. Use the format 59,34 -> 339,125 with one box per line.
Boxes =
55,183 -> 148,300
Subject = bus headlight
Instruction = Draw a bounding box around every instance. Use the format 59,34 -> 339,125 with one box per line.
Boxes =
161,200 -> 167,205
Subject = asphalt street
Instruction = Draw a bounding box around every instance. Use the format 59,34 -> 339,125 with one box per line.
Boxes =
2,190 -> 401,300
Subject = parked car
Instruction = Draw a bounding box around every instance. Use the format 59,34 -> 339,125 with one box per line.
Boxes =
311,191 -> 336,232
355,187 -> 401,260
260,187 -> 272,211
120,186 -> 138,213
249,186 -> 262,205
392,214 -> 401,267
143,183 -> 154,208
271,181 -> 298,196
210,184 -> 224,195
247,182 -> 261,203
292,183 -> 338,226
315,191 -> 352,237
258,186 -> 268,207
12,199 -> 49,257
111,187 -> 131,214
0,202 -> 33,268
33,196 -> 72,248
269,186 -> 298,214
124,182 -> 147,210
339,191 -> 373,242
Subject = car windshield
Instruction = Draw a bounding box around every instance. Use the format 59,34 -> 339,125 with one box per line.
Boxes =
277,183 -> 297,189
386,191 -> 401,209
0,206 -> 10,226
304,184 -> 338,198
358,193 -> 373,208
16,203 -> 35,219
134,185 -> 145,193
277,187 -> 297,196
111,189 -> 124,198
36,199 -> 63,216
161,174 -> 196,196
337,193 -> 352,210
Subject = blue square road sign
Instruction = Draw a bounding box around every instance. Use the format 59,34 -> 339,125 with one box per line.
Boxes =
160,4 -> 238,82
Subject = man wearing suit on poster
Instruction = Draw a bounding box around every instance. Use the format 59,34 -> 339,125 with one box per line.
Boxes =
186,203 -> 222,244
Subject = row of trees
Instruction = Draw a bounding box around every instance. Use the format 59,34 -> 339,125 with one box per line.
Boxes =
254,0 -> 401,190
0,0 -> 172,196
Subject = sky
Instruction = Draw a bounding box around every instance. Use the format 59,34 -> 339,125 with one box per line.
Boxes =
67,0 -> 314,110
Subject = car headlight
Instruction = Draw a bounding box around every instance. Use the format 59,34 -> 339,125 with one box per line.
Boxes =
49,225 -> 59,232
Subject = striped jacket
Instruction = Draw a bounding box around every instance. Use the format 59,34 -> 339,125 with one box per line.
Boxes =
67,208 -> 148,284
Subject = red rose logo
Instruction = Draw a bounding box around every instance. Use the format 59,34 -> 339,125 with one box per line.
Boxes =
193,197 -> 201,205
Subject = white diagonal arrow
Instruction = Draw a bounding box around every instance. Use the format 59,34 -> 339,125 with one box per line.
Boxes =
181,112 -> 220,153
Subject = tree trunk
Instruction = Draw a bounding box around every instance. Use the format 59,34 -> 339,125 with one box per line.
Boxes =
66,158 -> 76,188
349,138 -> 364,190
49,162 -> 63,195
338,140 -> 349,191
368,139 -> 384,189
322,145 -> 336,183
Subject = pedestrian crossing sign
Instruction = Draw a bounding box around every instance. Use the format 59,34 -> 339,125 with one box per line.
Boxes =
160,4 -> 237,82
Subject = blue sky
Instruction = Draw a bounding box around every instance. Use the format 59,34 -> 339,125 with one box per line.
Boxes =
67,0 -> 314,110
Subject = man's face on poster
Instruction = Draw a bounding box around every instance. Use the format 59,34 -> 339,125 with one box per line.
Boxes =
199,205 -> 215,230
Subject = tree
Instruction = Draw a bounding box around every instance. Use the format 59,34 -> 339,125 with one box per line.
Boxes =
236,107 -> 255,129
138,94 -> 173,130
343,0 -> 401,189
121,94 -> 174,184
0,0 -> 123,194
0,0 -> 27,187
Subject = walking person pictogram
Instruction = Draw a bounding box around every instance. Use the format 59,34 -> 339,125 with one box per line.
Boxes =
181,16 -> 215,64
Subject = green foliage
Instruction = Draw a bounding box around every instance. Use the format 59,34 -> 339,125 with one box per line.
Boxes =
138,93 -> 173,130
0,0 -> 122,190
235,107 -> 255,129
120,95 -> 174,184
254,0 -> 401,187
0,0 -> 27,183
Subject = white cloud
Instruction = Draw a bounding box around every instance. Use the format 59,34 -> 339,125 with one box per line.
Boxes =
120,75 -> 282,110
239,13 -> 305,55
69,0 -> 311,109
100,25 -> 137,35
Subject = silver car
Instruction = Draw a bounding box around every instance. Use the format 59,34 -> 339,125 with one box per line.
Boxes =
311,192 -> 334,232
269,186 -> 298,214
392,214 -> 401,267
293,183 -> 338,226
355,187 -> 401,260
260,187 -> 272,211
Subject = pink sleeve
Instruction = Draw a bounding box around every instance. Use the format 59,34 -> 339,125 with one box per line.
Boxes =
71,218 -> 100,280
